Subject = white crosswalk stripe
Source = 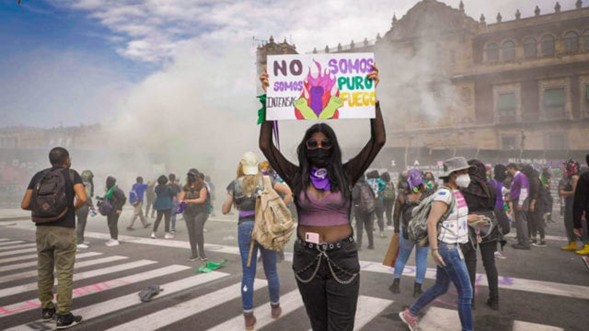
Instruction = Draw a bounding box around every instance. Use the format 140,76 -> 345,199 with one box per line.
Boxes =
0,247 -> 37,257
0,254 -> 37,264
0,251 -> 101,273
0,243 -> 36,251
0,255 -> 128,284
0,241 -> 25,246
0,238 -> 11,242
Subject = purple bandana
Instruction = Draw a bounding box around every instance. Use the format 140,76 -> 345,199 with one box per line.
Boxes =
310,167 -> 331,191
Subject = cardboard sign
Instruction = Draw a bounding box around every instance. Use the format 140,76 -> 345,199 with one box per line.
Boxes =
266,53 -> 376,120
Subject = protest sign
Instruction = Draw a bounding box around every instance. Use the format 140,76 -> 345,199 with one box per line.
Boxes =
266,53 -> 376,120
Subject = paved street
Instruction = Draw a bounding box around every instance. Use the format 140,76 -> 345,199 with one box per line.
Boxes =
0,208 -> 587,331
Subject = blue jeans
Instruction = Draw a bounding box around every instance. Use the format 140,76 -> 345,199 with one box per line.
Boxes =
238,220 -> 280,312
410,242 -> 473,331
393,233 -> 429,284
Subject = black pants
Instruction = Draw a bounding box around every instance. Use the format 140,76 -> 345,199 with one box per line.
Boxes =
354,211 -> 374,248
153,210 -> 171,233
293,238 -> 360,331
184,211 -> 208,259
373,198 -> 385,232
76,205 -> 89,244
106,212 -> 120,240
463,240 -> 499,303
528,205 -> 545,240
383,198 -> 394,226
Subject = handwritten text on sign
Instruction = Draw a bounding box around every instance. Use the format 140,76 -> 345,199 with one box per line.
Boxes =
266,53 -> 376,120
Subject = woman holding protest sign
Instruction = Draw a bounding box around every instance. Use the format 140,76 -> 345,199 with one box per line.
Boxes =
259,64 -> 385,331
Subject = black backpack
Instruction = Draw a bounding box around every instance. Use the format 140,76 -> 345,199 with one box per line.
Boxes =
353,182 -> 375,214
31,168 -> 73,223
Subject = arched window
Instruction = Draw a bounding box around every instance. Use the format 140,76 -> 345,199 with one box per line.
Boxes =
485,43 -> 499,61
541,35 -> 555,56
523,37 -> 537,58
501,40 -> 516,61
584,30 -> 589,50
564,31 -> 579,52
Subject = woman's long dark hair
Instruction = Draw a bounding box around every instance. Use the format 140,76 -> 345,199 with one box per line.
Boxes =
293,123 -> 350,203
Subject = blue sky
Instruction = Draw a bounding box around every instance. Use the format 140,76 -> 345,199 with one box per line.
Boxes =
0,0 -> 580,128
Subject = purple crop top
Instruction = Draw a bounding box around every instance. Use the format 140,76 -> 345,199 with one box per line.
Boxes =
297,190 -> 350,226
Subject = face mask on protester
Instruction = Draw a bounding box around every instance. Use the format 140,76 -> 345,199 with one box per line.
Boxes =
187,175 -> 196,183
456,174 -> 471,188
307,149 -> 330,168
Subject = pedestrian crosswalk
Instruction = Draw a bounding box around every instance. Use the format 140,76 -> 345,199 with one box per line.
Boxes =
0,238 -> 570,330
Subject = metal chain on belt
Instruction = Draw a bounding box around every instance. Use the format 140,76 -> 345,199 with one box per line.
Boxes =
293,246 -> 358,285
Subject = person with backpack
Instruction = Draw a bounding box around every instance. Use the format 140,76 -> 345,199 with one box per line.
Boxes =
151,175 -> 175,239
400,157 -> 479,331
20,147 -> 87,328
381,172 -> 396,229
352,175 -> 375,250
76,170 -> 94,249
460,159 -> 501,311
222,152 -> 292,330
367,169 -> 387,238
127,176 -> 151,231
259,66 -> 385,331
389,169 -> 429,297
103,176 -> 126,246
179,168 -> 209,261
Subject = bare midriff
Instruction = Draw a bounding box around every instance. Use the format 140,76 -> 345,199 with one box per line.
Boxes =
298,224 -> 353,243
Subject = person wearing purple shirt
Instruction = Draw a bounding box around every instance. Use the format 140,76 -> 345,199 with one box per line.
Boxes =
507,163 -> 531,249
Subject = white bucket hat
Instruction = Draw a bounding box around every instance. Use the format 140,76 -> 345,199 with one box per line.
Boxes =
439,157 -> 473,178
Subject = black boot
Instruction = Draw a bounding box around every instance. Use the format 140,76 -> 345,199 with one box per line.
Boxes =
486,298 -> 499,311
413,282 -> 423,298
389,278 -> 400,293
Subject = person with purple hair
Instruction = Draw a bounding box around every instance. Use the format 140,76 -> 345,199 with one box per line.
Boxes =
389,168 -> 430,297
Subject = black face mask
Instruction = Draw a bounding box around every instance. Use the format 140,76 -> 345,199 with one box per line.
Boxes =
187,175 -> 196,183
307,149 -> 331,168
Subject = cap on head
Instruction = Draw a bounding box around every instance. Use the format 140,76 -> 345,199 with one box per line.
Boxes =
240,152 -> 259,176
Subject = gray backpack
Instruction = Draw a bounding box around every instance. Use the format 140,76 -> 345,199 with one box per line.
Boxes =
408,187 -> 456,247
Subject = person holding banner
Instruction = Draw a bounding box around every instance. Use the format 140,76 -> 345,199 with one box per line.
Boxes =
259,65 -> 385,331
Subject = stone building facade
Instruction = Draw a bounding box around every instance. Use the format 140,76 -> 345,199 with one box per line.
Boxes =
257,0 -> 589,167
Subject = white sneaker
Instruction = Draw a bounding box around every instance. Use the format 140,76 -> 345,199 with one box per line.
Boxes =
105,239 -> 120,247
164,232 -> 174,239
150,232 -> 156,239
77,244 -> 89,249
386,225 -> 394,231
494,251 -> 507,259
